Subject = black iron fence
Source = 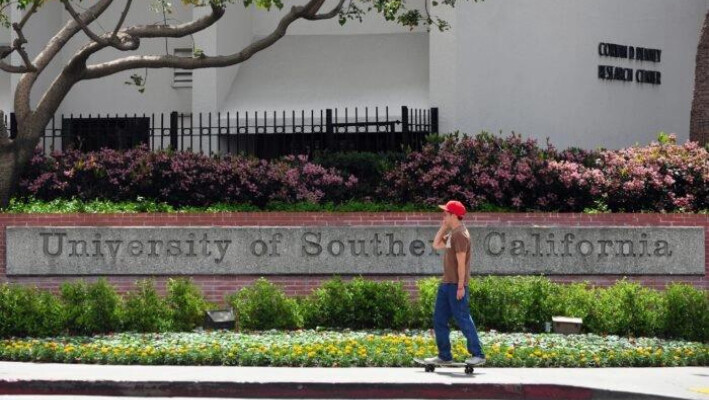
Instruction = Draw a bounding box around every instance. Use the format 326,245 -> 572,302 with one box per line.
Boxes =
5,106 -> 438,158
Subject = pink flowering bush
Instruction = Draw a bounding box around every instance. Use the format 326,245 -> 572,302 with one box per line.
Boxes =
596,134 -> 709,212
381,132 -> 602,211
380,132 -> 708,212
19,146 -> 357,207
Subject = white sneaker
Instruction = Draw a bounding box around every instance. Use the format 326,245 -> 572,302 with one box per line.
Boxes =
466,356 -> 486,366
423,356 -> 452,365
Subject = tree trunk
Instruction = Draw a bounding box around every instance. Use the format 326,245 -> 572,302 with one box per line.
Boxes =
0,129 -> 41,208
690,10 -> 709,146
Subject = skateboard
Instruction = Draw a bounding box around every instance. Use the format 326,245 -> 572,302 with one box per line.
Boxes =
413,358 -> 477,375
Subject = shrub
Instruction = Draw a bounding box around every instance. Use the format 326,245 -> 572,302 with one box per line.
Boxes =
412,277 -> 440,328
123,280 -> 173,332
348,278 -> 411,329
61,279 -> 122,335
166,278 -> 208,332
552,282 -> 596,325
379,132 -> 708,212
312,151 -> 405,199
586,280 -> 665,337
0,284 -> 64,338
302,277 -> 353,329
227,278 -> 302,330
663,283 -> 709,342
520,276 -> 561,332
19,146 -> 357,207
468,276 -> 529,332
302,277 -> 411,329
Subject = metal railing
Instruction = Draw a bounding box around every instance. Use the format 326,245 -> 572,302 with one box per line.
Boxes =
5,106 -> 439,158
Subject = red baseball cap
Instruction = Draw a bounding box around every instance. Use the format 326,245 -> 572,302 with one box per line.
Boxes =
438,200 -> 466,217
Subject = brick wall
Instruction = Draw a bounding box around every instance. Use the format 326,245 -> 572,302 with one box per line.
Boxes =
1,212 -> 706,304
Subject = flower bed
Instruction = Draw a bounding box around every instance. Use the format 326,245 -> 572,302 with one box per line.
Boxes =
1,330 -> 706,367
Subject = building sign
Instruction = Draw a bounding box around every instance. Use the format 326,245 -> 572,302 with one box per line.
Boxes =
598,42 -> 662,85
6,226 -> 704,276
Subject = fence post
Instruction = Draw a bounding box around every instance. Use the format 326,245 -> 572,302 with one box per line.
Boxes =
169,111 -> 178,150
10,112 -> 17,139
325,108 -> 333,151
430,107 -> 439,135
401,106 -> 409,150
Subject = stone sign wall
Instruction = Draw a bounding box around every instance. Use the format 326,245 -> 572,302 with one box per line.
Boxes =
6,226 -> 705,276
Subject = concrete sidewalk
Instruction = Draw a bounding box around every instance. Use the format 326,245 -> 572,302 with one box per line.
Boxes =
0,362 -> 707,399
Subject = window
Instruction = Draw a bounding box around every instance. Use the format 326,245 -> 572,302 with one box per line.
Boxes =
173,48 -> 193,88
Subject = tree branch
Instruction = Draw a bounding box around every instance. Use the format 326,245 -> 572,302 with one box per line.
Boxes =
303,0 -> 346,20
82,0 -> 331,80
14,0 -> 114,119
0,60 -> 31,73
16,0 -> 40,31
112,0 -> 133,38
61,0 -> 111,46
72,3 -> 226,63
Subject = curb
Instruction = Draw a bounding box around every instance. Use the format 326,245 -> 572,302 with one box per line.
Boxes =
0,380 -> 687,400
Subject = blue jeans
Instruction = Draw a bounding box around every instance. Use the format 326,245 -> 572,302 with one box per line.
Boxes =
433,283 -> 485,361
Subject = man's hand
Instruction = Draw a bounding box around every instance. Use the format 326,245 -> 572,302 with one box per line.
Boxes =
456,286 -> 465,300
440,217 -> 449,229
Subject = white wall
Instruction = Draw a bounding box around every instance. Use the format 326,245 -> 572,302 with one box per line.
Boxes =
193,3 -> 253,112
222,33 -> 429,113
445,0 -> 707,149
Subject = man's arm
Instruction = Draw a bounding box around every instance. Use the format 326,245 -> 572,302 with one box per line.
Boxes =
456,251 -> 466,299
433,224 -> 448,250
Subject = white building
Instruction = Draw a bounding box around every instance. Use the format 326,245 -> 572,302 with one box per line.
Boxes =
1,0 -> 708,150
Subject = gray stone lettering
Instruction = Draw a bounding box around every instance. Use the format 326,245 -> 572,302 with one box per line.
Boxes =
4,226 -> 704,276
106,240 -> 123,258
40,232 -> 66,256
302,232 -> 322,256
166,240 -> 181,256
386,233 -> 405,257
251,239 -> 267,256
147,239 -> 163,257
269,233 -> 282,256
409,240 -> 425,256
68,239 -> 89,257
327,240 -> 345,256
214,240 -> 231,263
129,240 -> 144,256
485,232 -> 505,256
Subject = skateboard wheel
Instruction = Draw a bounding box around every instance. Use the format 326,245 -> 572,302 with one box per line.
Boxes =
465,365 -> 474,375
425,365 -> 435,372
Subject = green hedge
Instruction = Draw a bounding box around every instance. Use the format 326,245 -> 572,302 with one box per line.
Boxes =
0,277 -> 706,342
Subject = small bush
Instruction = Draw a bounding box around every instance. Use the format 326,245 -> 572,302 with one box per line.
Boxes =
227,278 -> 302,331
553,282 -> 595,325
663,283 -> 709,342
0,284 -> 64,338
166,278 -> 208,332
302,277 -> 411,329
349,278 -> 411,329
302,277 -> 353,329
61,279 -> 122,335
123,280 -> 173,332
587,280 -> 665,337
468,276 -> 529,332
520,276 -> 560,332
412,277 -> 440,328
